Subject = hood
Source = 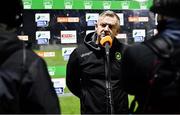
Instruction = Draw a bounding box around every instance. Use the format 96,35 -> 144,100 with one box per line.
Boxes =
84,32 -> 121,51
0,30 -> 23,64
84,32 -> 101,51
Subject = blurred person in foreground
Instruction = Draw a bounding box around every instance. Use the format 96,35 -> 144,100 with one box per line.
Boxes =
66,10 -> 128,114
122,0 -> 180,113
0,0 -> 60,113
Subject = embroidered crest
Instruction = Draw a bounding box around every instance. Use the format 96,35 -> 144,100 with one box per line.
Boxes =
115,52 -> 121,61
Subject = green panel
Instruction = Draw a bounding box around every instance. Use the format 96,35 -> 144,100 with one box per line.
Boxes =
129,1 -> 140,9
32,0 -> 43,9
22,0 -> 153,10
111,1 -> 121,9
73,0 -> 84,9
53,0 -> 64,9
92,1 -> 103,9
34,50 -> 67,78
48,66 -> 66,78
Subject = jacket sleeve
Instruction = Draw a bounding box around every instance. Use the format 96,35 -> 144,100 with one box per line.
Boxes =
122,44 -> 150,95
22,57 -> 61,114
66,49 -> 81,98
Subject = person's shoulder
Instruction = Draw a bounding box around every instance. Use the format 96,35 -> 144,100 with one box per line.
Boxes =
76,43 -> 86,49
114,38 -> 128,46
14,48 -> 45,65
124,42 -> 148,56
75,43 -> 88,53
17,48 -> 40,59
129,41 -> 147,48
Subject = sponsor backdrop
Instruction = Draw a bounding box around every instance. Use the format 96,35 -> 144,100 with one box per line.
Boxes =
21,0 -> 155,95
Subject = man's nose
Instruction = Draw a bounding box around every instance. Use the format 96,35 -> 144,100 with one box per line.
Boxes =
104,25 -> 110,31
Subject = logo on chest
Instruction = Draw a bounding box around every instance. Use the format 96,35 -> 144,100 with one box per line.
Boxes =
115,52 -> 121,62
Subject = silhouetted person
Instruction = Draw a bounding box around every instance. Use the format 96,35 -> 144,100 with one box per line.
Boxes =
122,0 -> 180,113
0,0 -> 61,113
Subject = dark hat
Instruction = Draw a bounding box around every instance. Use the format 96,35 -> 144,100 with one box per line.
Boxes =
150,0 -> 180,19
0,0 -> 23,28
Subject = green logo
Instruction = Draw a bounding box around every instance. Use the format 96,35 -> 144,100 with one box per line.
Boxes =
115,52 -> 121,61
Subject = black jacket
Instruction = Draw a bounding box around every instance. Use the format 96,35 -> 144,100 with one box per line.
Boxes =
0,30 -> 60,113
122,34 -> 180,113
66,32 -> 128,114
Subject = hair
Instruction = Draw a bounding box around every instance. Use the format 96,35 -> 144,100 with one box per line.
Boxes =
0,0 -> 23,28
98,10 -> 121,32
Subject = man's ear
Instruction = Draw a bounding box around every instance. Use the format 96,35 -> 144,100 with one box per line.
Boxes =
116,28 -> 120,35
117,29 -> 120,33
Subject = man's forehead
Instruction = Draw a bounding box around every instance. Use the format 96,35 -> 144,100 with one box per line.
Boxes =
98,16 -> 117,23
99,15 -> 116,20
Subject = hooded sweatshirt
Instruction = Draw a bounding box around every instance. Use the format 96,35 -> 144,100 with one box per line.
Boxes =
66,32 -> 128,114
0,29 -> 60,114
